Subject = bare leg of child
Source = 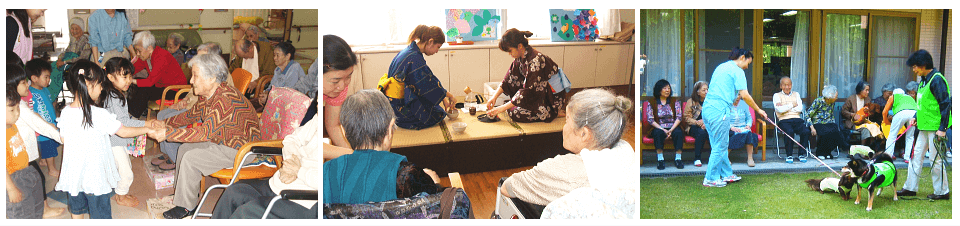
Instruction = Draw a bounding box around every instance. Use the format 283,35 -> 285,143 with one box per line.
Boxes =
42,200 -> 65,218
44,158 -> 59,177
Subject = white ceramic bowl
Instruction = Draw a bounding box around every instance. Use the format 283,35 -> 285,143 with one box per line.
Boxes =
447,109 -> 460,119
451,122 -> 467,133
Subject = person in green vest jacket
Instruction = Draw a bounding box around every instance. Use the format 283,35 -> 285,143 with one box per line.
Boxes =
880,88 -> 917,158
896,49 -> 950,200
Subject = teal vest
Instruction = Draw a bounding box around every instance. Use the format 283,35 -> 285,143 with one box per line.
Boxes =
917,71 -> 952,131
858,161 -> 896,188
890,94 -> 917,115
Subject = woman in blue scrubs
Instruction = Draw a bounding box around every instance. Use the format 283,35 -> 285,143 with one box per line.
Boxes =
701,47 -> 767,187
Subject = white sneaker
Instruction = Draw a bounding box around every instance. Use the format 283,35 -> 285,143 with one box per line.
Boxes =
694,160 -> 702,167
703,180 -> 727,187
723,175 -> 742,182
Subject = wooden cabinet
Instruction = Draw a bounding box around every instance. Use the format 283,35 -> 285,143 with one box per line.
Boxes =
562,45 -> 599,88
355,42 -> 633,96
358,53 -> 396,90
595,44 -> 634,87
447,49 -> 489,97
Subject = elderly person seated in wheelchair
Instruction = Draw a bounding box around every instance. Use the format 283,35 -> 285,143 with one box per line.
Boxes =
211,114 -> 318,219
499,88 -> 637,212
806,85 -> 849,159
323,89 -> 445,204
147,53 -> 261,219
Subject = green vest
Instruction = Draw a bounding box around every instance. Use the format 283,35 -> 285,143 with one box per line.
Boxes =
858,161 -> 896,188
890,94 -> 917,115
917,72 -> 952,131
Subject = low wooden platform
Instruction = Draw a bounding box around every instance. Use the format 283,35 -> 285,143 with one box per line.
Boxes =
392,110 -> 567,175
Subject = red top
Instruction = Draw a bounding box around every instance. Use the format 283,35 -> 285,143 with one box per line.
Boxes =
133,46 -> 188,87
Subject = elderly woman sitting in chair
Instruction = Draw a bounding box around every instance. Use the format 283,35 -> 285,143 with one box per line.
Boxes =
499,89 -> 638,218
323,90 -> 445,204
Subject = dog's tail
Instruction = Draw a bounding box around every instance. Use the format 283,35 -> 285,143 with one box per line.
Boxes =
874,152 -> 894,164
805,179 -> 822,191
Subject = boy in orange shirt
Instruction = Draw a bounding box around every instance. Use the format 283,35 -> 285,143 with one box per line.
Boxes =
7,65 -> 44,219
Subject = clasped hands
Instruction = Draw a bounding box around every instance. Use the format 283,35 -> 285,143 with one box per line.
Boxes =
144,119 -> 169,142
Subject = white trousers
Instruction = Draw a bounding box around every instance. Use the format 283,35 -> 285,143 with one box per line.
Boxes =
884,110 -> 916,156
903,130 -> 950,195
111,146 -> 135,195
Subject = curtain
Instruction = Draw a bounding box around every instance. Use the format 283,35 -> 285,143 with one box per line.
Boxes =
869,16 -> 915,98
598,9 -> 621,36
823,14 -> 867,98
642,9 -> 682,96
323,9 -> 445,45
790,11 -> 809,97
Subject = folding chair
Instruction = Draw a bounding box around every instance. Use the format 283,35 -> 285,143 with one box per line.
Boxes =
773,107 -> 812,159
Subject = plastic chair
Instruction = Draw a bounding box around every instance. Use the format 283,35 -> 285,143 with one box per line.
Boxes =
192,87 -> 311,219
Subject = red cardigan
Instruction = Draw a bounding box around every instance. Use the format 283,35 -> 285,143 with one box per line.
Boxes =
133,46 -> 188,87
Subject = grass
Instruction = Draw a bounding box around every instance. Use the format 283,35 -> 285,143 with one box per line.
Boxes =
639,167 -> 952,219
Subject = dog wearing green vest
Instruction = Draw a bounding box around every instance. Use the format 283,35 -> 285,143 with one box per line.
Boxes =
846,152 -> 899,211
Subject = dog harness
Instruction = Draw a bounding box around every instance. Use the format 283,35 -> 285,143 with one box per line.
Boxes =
858,161 -> 896,188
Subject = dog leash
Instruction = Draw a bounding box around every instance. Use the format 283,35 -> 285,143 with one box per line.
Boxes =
762,116 -> 842,177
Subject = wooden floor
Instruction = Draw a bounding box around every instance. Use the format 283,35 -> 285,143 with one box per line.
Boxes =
437,109 -> 636,218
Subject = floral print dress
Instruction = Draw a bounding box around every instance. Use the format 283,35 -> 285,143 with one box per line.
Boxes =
499,47 -> 565,123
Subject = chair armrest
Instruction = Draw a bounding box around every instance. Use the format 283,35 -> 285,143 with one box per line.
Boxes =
255,75 -> 274,98
251,146 -> 283,155
160,85 -> 193,111
279,189 -> 318,201
233,140 -> 284,170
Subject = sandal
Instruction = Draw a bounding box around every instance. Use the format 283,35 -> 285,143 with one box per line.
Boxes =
151,155 -> 168,166
477,114 -> 500,123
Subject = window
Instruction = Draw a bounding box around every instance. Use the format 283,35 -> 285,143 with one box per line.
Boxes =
868,15 -> 915,101
761,10 -> 810,98
698,9 -> 754,94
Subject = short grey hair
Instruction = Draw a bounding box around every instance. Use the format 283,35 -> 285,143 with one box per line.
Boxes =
340,89 -> 396,149
905,81 -> 919,92
568,88 -> 633,149
167,33 -> 185,48
246,25 -> 260,35
197,42 -> 222,55
187,53 -> 228,83
881,83 -> 897,92
822,85 -> 838,99
133,31 -> 156,49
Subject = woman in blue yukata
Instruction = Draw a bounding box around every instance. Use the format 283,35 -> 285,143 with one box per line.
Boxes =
700,47 -> 767,188
382,25 -> 456,130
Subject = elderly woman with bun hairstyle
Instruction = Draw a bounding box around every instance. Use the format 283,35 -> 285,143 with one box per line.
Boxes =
382,25 -> 457,130
500,88 -> 637,212
486,28 -> 566,123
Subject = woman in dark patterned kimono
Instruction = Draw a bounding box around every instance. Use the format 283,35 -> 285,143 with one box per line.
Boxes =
485,28 -> 566,123
383,25 -> 457,130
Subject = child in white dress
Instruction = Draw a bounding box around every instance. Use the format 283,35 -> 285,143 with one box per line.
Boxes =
54,60 -> 156,219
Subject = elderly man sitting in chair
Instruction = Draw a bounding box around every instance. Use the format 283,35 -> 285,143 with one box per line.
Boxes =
211,113 -> 318,219
147,53 -> 261,219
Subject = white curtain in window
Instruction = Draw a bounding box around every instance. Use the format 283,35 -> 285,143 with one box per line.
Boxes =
869,16 -> 915,98
503,9 -> 548,38
790,11 -> 809,97
642,9 -> 682,96
823,14 -> 867,98
598,9 -> 621,36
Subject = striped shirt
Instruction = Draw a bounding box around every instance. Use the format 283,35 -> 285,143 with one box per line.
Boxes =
165,83 -> 260,149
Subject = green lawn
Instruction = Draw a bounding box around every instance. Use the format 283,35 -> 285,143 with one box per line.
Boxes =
639,167 -> 952,219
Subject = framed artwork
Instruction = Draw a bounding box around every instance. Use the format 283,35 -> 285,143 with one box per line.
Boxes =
550,9 -> 599,42
445,9 -> 501,42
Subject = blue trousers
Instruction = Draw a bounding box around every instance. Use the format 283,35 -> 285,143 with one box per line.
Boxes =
702,106 -> 733,182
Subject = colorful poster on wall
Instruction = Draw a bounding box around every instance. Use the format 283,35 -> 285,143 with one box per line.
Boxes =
445,9 -> 500,42
550,9 -> 599,42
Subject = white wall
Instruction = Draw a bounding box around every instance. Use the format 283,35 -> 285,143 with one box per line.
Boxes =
68,9 -> 236,54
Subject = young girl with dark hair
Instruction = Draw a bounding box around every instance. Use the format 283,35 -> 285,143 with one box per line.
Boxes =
54,59 -> 156,219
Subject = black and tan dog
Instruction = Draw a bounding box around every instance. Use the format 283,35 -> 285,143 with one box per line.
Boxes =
846,153 -> 899,211
805,169 -> 857,200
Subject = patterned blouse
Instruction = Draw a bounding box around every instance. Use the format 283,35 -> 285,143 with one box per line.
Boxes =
645,100 -> 682,129
500,47 -> 564,123
164,83 -> 260,150
57,35 -> 93,64
806,97 -> 836,125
